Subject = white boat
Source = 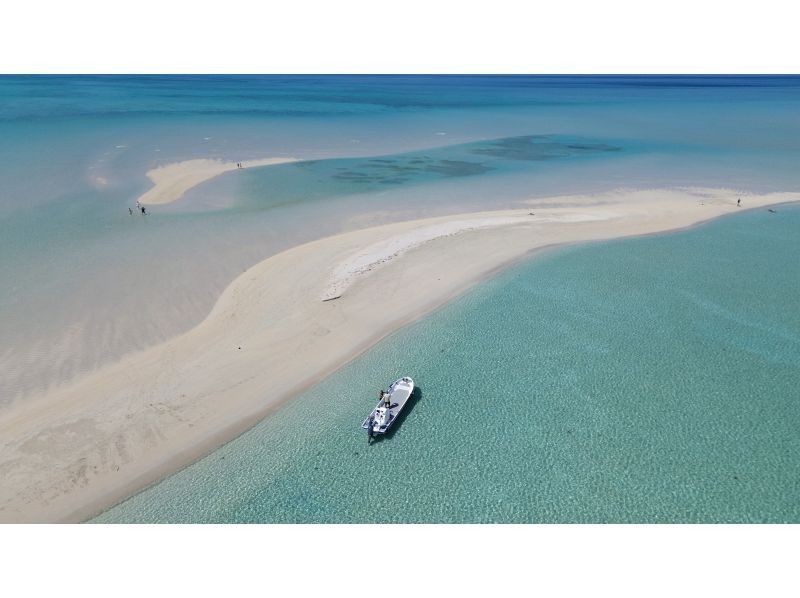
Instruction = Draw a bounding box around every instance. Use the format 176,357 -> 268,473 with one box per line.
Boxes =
362,377 -> 415,440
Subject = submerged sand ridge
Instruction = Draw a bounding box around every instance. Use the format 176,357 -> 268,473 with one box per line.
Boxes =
0,187 -> 795,522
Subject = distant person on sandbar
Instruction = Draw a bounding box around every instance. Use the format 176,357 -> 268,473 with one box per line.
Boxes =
737,198 -> 741,207
141,205 -> 147,215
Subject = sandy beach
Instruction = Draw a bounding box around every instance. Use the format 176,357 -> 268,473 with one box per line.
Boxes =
0,187 -> 795,523
137,157 -> 298,205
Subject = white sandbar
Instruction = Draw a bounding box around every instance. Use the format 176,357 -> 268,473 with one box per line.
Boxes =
0,187 -> 794,522
137,157 -> 297,205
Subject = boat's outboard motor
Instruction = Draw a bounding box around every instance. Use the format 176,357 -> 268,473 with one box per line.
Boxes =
367,415 -> 375,442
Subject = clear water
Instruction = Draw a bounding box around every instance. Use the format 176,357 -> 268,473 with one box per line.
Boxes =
2,77 -> 799,521
3,76 -> 800,403
95,205 -> 800,523
187,133 -> 633,214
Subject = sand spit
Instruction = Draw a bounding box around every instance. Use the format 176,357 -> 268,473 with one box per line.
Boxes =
0,188 -> 795,522
137,157 -> 297,205
322,212 -> 612,300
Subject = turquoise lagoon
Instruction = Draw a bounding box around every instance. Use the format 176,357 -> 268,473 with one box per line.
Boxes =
4,76 -> 800,403
2,76 -> 799,521
96,205 -> 800,523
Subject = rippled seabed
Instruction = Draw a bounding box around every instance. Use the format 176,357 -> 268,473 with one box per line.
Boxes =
96,205 -> 800,523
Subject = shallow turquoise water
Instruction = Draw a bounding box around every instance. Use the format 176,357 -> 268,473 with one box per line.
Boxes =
4,75 -> 800,404
3,77 -> 799,519
95,205 -> 800,523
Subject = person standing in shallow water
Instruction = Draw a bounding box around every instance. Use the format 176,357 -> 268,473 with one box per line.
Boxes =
737,198 -> 741,207
128,207 -> 133,215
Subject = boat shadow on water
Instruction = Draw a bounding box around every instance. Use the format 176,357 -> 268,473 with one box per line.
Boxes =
368,386 -> 423,444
